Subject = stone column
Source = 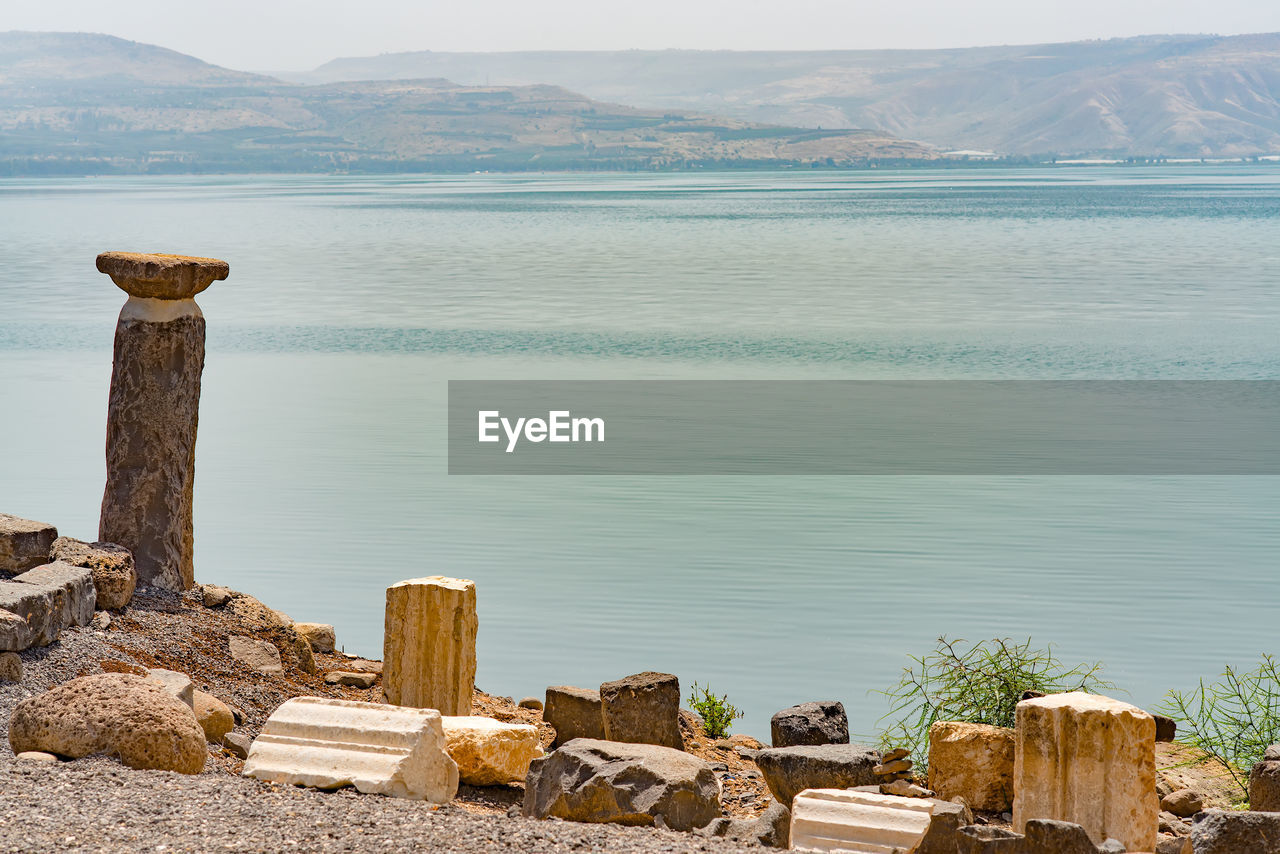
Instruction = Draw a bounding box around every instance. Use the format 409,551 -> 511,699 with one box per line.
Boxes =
1013,692 -> 1158,852
96,252 -> 228,591
383,576 -> 477,715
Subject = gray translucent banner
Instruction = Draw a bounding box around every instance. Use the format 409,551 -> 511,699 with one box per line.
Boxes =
447,381 -> 1280,475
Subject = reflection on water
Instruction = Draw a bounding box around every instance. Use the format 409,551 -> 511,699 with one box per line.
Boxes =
2,168 -> 1279,739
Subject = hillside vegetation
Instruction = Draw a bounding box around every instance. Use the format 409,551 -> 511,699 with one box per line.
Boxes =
0,32 -> 936,174
304,34 -> 1280,157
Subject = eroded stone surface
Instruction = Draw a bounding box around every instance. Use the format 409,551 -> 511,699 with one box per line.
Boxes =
324,671 -> 377,688
48,537 -> 136,610
193,690 -> 234,743
928,721 -> 1015,812
243,697 -> 459,802
770,701 -> 849,748
383,577 -> 476,715
8,673 -> 205,774
145,668 -> 194,707
13,561 -> 95,630
441,716 -> 542,786
544,685 -> 605,747
0,651 -> 21,682
295,622 -> 335,653
599,671 -> 682,750
1190,809 -> 1280,854
229,636 -> 283,674
99,302 -> 206,591
96,251 -> 229,300
0,514 -> 57,574
753,743 -> 881,808
1251,759 -> 1280,812
522,738 -> 721,831
1013,692 -> 1157,852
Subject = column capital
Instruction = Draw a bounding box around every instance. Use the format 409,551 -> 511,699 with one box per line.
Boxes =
96,251 -> 228,300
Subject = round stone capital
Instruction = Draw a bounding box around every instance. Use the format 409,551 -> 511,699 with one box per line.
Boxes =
96,252 -> 229,300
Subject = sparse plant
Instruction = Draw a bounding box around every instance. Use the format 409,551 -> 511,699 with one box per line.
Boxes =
877,636 -> 1113,762
1159,655 -> 1280,801
688,682 -> 744,739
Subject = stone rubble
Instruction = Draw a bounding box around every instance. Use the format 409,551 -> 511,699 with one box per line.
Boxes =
752,743 -> 882,807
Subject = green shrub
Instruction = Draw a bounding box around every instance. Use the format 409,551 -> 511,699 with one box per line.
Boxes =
1160,655 -> 1280,801
877,636 -> 1112,761
688,682 -> 744,739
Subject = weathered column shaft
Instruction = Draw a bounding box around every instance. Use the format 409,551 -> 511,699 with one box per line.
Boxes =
383,576 -> 477,716
96,252 -> 228,591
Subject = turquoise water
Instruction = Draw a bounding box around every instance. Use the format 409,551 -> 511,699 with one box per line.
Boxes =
2,168 -> 1279,741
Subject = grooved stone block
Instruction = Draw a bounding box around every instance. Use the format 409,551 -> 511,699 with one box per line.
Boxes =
1013,692 -> 1158,852
441,715 -> 542,786
0,514 -> 57,574
790,788 -> 936,853
383,577 -> 477,716
928,721 -> 1015,812
544,686 -> 605,747
243,697 -> 459,802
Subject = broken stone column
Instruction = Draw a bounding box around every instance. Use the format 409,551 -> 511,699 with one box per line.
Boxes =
383,576 -> 477,715
96,252 -> 228,591
1013,692 -> 1158,852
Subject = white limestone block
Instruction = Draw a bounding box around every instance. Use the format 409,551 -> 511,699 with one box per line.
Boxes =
790,788 -> 934,853
1014,691 -> 1158,852
243,696 -> 459,802
441,715 -> 542,786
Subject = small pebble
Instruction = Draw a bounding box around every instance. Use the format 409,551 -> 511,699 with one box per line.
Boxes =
517,697 -> 543,711
16,751 -> 58,763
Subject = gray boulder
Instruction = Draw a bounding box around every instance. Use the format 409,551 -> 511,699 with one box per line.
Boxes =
700,801 -> 790,848
0,514 -> 57,574
1191,809 -> 1280,854
753,743 -> 881,807
600,671 -> 683,750
770,700 -> 850,747
955,819 -> 1118,853
545,686 -> 606,746
522,738 -> 721,832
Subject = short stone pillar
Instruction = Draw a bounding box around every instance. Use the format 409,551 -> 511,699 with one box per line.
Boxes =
1013,692 -> 1158,852
383,576 -> 477,715
96,252 -> 228,591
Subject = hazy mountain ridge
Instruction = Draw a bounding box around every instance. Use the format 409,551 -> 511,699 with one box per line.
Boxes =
305,34 -> 1280,156
0,33 -> 936,174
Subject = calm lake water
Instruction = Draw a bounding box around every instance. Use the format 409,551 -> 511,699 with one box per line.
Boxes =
2,167 -> 1279,741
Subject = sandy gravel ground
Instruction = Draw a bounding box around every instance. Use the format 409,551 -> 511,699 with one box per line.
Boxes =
0,587 -> 763,853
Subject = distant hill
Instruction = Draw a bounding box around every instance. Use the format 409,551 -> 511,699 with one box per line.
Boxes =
0,33 -> 936,174
302,34 -> 1280,157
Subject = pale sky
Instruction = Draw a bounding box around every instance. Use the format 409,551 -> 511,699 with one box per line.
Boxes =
5,0 -> 1280,72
